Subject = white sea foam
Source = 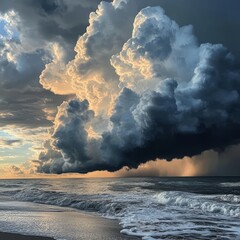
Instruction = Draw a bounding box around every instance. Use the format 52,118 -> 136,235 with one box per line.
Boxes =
156,191 -> 240,217
220,182 -> 240,187
217,194 -> 240,203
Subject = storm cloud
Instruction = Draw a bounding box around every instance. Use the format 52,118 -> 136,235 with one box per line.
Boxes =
1,0 -> 239,175
0,0 -> 105,129
37,4 -> 240,174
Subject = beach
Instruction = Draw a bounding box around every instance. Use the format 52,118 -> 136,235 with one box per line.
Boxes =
0,199 -> 139,240
0,214 -> 138,240
0,228 -> 139,240
0,230 -> 139,240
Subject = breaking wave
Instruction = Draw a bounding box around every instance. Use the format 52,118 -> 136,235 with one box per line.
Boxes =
156,191 -> 240,217
12,188 -> 240,218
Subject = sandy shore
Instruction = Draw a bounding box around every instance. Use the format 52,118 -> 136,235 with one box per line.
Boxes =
0,220 -> 139,240
0,200 -> 139,240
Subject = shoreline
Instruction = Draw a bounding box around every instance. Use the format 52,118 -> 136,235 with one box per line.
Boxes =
0,200 -> 139,240
0,225 -> 139,240
0,232 -> 54,240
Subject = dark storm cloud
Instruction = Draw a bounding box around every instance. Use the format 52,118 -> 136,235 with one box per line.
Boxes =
0,0 -> 104,128
0,87 -> 70,128
0,50 -> 70,128
0,0 -> 111,64
52,100 -> 94,166
37,5 -> 240,174
0,0 -> 106,44
1,0 -> 239,175
37,99 -> 103,174
102,43 -> 240,169
0,139 -> 22,147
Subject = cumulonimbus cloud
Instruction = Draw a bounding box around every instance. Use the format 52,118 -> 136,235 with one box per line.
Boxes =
37,2 -> 240,174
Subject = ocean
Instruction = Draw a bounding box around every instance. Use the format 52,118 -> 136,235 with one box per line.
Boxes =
0,177 -> 240,239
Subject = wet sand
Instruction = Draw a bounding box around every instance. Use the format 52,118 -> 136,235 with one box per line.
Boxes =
0,228 -> 138,240
0,200 -> 139,240
0,232 -> 54,240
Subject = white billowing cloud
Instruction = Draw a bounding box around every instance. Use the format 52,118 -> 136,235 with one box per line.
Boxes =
40,0 -> 138,117
40,43 -> 75,95
0,7 -> 71,130
111,7 -> 199,94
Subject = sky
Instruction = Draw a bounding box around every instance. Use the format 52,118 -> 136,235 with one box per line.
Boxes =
0,0 -> 240,178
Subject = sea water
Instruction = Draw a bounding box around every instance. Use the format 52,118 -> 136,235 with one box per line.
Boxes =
0,177 -> 240,239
